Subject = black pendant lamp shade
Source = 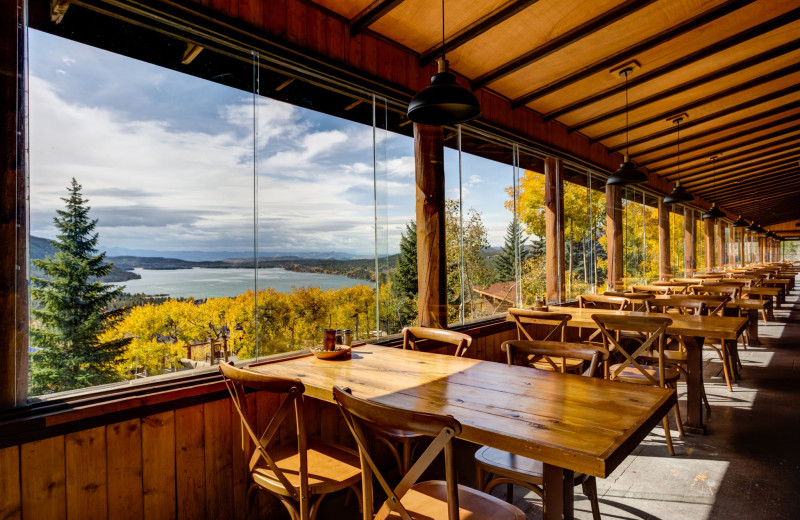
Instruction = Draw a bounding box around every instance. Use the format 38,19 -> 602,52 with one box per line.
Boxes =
407,59 -> 480,125
731,215 -> 748,227
663,117 -> 692,202
607,68 -> 646,186
407,0 -> 480,126
746,221 -> 760,232
702,203 -> 725,220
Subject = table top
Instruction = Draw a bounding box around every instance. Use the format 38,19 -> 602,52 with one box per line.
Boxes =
742,287 -> 781,296
510,307 -> 748,340
249,344 -> 675,478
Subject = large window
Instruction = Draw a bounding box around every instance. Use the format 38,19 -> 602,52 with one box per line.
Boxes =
670,208 -> 685,277
622,188 -> 659,286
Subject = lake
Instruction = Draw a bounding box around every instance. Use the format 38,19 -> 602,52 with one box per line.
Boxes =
109,267 -> 372,299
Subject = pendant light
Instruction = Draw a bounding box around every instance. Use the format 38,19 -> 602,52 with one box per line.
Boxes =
663,116 -> 693,203
701,156 -> 725,219
407,0 -> 480,125
607,67 -> 647,185
746,221 -> 760,232
731,181 -> 748,227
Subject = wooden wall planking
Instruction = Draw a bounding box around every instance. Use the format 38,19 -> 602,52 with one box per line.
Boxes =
65,426 -> 108,520
142,411 -> 176,520
0,446 -> 21,520
107,420 -> 143,520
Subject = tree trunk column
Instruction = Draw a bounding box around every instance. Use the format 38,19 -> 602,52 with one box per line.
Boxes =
0,0 -> 27,409
738,227 -> 745,267
414,123 -> 447,328
658,200 -> 671,280
717,221 -> 726,267
685,208 -> 695,276
606,185 -> 624,290
545,157 -> 564,302
704,219 -> 716,272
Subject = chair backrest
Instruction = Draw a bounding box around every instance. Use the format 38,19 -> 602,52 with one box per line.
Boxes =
579,294 -> 630,310
602,291 -> 653,311
667,294 -> 729,315
692,282 -> 742,299
501,339 -> 608,377
402,326 -> 473,357
333,386 -> 462,520
648,297 -> 706,316
630,284 -> 671,294
591,314 -> 673,387
219,362 -> 308,501
507,308 -> 572,342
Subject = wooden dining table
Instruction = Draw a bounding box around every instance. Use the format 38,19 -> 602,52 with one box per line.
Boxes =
249,344 -> 675,520
509,307 -> 747,435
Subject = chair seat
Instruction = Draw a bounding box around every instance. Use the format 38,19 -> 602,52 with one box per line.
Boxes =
530,356 -> 584,372
474,446 -> 590,486
252,440 -> 361,496
384,481 -> 526,520
610,364 -> 680,384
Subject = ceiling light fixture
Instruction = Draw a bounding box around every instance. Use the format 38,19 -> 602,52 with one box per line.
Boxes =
407,0 -> 480,125
607,67 -> 647,186
701,156 -> 724,219
663,116 -> 692,203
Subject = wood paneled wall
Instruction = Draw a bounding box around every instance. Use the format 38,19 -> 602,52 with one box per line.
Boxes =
0,324 -> 526,520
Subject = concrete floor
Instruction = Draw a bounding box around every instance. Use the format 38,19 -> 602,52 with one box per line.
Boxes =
318,275 -> 800,520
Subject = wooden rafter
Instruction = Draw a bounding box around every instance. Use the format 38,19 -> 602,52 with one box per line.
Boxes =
419,0 -> 542,66
677,149 -> 800,182
500,0 -> 757,105
684,159 -> 800,189
661,137 -> 800,179
350,0 -> 406,36
609,98 -> 800,152
710,173 -> 800,200
545,19 -> 800,123
471,0 -> 657,91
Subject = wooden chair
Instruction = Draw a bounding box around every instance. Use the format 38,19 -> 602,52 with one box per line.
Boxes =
220,362 -> 362,520
591,314 -> 683,456
374,327 -> 473,476
333,386 -> 526,520
474,340 -> 608,520
402,326 -> 472,357
507,308 -> 584,373
603,291 -> 654,311
630,284 -> 671,295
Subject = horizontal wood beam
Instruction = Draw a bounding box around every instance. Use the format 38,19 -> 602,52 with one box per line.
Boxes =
544,37 -> 800,123
419,0 -> 542,66
687,162 -> 800,192
599,82 -> 800,145
664,141 -> 800,180
679,148 -> 800,183
472,0 -> 656,91
501,0 -> 757,104
572,58 -> 800,134
704,171 -> 800,200
642,121 -> 800,167
350,0 -> 406,36
611,99 -> 800,152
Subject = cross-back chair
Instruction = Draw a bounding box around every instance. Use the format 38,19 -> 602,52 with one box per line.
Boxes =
220,362 -> 362,520
473,340 -> 609,520
333,386 -> 526,520
507,308 -> 585,373
591,314 -> 682,456
603,291 -> 654,311
402,326 -> 473,357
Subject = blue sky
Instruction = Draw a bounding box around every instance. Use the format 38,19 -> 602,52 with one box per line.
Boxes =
29,30 -> 514,257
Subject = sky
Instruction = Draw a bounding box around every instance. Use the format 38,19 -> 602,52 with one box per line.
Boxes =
28,30 -> 515,257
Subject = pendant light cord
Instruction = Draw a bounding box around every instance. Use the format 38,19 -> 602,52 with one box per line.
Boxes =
441,0 -> 446,62
675,118 -> 681,182
624,70 -> 629,156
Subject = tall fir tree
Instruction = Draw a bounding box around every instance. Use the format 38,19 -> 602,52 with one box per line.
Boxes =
494,219 -> 530,282
30,178 -> 128,395
391,221 -> 418,326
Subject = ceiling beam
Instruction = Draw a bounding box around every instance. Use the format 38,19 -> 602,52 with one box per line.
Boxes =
349,0 -> 406,36
683,158 -> 800,188
419,0 -> 542,66
470,0 -> 659,90
492,0 -> 757,103
570,55 -> 800,133
710,173 -> 800,200
597,82 -> 800,145
663,141 -> 800,180
543,19 -> 800,123
640,119 -> 800,166
610,99 -> 800,152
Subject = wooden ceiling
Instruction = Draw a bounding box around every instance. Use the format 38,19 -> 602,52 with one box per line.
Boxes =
314,0 -> 800,225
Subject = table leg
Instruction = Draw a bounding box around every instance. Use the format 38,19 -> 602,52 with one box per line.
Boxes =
542,464 -> 574,520
747,309 -> 760,346
767,297 -> 775,320
682,336 -> 706,435
726,338 -> 741,381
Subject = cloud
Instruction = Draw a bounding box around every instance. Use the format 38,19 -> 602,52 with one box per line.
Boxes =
61,56 -> 76,66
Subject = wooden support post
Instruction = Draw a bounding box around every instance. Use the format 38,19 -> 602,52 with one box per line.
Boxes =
606,185 -> 623,290
0,0 -> 27,409
414,123 -> 447,328
717,221 -> 726,268
544,157 -> 564,302
739,227 -> 745,267
704,219 -> 716,272
684,208 -> 695,276
658,200 -> 671,280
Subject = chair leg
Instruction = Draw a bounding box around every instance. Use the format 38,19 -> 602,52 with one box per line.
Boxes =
720,345 -> 733,392
673,402 -> 685,438
505,483 -> 514,503
401,441 -> 413,476
663,415 -> 675,456
581,477 -> 602,520
475,463 -> 486,492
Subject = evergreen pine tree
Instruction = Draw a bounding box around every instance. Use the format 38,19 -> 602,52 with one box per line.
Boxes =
391,221 -> 418,326
30,178 -> 128,395
494,220 -> 530,282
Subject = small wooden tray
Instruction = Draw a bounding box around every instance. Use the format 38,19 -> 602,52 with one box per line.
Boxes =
310,346 -> 351,360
